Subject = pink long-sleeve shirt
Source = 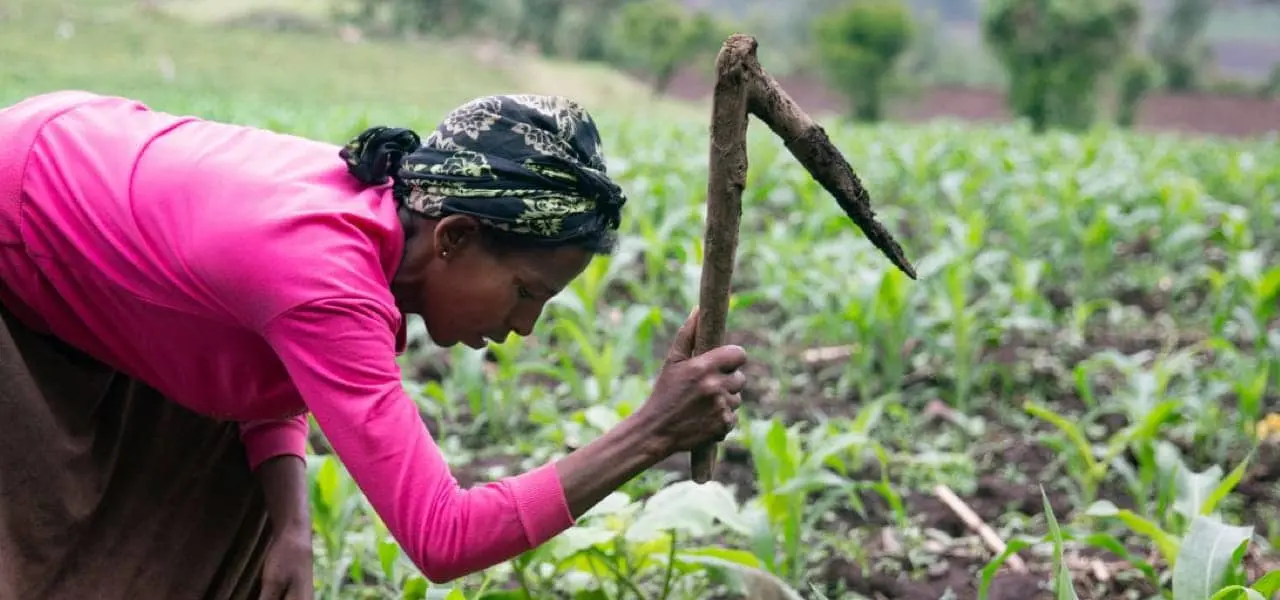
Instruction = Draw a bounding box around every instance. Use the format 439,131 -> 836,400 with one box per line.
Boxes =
0,91 -> 574,582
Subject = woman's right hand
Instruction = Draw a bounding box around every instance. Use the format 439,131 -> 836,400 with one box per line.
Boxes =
633,307 -> 749,455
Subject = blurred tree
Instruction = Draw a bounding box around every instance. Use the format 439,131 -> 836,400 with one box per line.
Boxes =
982,0 -> 1141,133
1116,55 -> 1156,128
1148,0 -> 1214,92
562,0 -> 640,61
813,0 -> 915,122
1262,64 -> 1280,99
609,0 -> 727,94
511,0 -> 567,55
339,0 -> 493,37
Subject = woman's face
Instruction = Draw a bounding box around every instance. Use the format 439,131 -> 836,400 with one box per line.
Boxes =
393,214 -> 593,349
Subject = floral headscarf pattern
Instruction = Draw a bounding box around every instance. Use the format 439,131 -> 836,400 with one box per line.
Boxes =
340,94 -> 626,243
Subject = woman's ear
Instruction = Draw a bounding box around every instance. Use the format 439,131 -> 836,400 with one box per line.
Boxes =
432,214 -> 482,260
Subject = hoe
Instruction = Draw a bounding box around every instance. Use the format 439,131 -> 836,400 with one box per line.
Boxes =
691,34 -> 917,484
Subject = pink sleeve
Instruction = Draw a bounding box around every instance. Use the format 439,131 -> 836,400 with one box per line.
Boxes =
238,413 -> 310,470
260,295 -> 575,583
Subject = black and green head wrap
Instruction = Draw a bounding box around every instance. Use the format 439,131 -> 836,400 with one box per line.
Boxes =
340,94 -> 627,251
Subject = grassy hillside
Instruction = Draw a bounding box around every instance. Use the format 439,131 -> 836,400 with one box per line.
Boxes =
152,0 -> 334,24
0,0 -> 703,140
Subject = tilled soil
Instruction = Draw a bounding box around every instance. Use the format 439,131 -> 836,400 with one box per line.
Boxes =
658,68 -> 1280,139
642,430 -> 1278,599
395,279 -> 1280,599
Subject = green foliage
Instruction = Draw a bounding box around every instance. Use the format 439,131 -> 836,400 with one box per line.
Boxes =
812,0 -> 914,122
983,487 -> 1280,600
981,0 -> 1142,132
510,0 -> 567,56
1261,64 -> 1280,99
340,0 -> 495,37
1117,55 -> 1156,128
333,0 -> 638,63
9,3 -> 1280,597
307,112 -> 1274,600
558,0 -> 639,62
608,0 -> 728,95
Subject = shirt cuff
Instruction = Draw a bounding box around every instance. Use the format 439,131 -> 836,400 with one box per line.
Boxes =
504,461 -> 576,547
238,413 -> 310,470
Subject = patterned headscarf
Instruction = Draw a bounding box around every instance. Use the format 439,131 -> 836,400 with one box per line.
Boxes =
340,94 -> 627,244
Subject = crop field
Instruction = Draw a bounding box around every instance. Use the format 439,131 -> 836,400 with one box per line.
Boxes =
295,114 -> 1276,599
6,2 -> 1280,600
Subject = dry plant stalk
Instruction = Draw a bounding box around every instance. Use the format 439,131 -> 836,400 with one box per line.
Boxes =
933,484 -> 1029,573
691,34 -> 918,483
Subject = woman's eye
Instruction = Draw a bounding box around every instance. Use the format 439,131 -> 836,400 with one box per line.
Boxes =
517,285 -> 534,299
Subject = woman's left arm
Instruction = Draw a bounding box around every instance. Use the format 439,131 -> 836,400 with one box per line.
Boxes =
257,454 -> 311,534
255,453 -> 316,600
238,415 -> 313,533
239,415 -> 314,598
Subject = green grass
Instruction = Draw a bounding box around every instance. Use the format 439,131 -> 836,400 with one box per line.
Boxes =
0,0 -> 699,136
5,2 -> 1280,599
155,0 -> 335,24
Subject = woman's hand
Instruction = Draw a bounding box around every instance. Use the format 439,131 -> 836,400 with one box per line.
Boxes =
553,306 -> 748,517
634,307 -> 748,454
259,523 -> 315,600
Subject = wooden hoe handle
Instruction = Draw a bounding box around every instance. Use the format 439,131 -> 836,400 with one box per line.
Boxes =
690,34 -> 917,484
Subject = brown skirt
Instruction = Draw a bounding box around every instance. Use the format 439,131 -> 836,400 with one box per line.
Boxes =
0,303 -> 273,600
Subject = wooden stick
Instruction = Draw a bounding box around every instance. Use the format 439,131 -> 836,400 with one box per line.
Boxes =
689,32 -> 751,484
690,33 -> 917,483
736,40 -> 916,278
934,484 -> 1029,573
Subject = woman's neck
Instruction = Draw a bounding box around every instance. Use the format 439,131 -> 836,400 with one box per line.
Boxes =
390,209 -> 431,315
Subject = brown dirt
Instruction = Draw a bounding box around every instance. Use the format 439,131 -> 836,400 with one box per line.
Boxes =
660,69 -> 1280,139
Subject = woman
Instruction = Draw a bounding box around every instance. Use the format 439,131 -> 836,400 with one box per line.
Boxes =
0,90 -> 748,599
